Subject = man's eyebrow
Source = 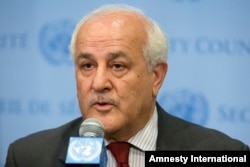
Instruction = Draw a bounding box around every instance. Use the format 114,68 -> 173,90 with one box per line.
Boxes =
76,53 -> 93,61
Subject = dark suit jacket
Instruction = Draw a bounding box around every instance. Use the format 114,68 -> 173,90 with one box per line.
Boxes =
5,103 -> 249,167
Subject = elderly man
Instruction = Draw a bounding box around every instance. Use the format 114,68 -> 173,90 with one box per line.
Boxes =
5,4 -> 249,167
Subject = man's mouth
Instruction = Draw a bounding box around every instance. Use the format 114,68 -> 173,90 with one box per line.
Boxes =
89,95 -> 119,112
93,101 -> 113,111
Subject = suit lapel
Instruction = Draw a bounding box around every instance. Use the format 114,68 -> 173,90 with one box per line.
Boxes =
156,103 -> 172,150
156,102 -> 186,150
156,102 -> 203,150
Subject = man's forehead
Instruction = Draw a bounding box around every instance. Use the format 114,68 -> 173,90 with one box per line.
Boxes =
75,11 -> 147,60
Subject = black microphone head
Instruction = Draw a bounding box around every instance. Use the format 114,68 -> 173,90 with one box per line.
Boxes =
79,118 -> 105,137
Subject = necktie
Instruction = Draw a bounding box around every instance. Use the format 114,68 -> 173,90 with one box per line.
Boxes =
107,142 -> 131,167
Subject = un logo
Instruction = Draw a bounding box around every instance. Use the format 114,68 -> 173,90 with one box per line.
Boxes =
159,89 -> 209,125
67,138 -> 102,162
39,19 -> 75,65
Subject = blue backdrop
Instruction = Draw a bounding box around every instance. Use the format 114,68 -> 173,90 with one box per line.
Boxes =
1,0 -> 250,166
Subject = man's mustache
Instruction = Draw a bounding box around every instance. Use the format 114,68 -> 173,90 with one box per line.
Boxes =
89,95 -> 120,107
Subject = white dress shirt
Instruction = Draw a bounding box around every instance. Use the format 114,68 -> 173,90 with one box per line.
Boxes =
105,107 -> 158,167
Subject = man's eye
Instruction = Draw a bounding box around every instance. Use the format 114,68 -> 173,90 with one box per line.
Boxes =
81,63 -> 94,70
112,64 -> 125,70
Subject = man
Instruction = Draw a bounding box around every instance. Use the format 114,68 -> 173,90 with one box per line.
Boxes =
5,4 -> 249,167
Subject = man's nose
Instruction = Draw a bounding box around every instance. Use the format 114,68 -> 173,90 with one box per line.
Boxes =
91,67 -> 112,92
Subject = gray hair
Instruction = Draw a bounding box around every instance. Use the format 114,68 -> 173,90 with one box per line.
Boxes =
69,4 -> 168,71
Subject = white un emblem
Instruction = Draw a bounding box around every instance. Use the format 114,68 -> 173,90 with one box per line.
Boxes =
159,89 -> 209,125
66,137 -> 102,163
39,19 -> 75,66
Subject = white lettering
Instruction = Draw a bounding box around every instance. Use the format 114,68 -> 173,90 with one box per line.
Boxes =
148,155 -> 188,164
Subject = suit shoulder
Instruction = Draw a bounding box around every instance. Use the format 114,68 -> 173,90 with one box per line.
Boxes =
156,104 -> 249,150
10,117 -> 82,149
5,118 -> 83,166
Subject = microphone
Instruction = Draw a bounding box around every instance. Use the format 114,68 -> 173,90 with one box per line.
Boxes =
66,118 -> 107,166
79,118 -> 105,137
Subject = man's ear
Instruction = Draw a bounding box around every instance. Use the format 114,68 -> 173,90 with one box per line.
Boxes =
152,61 -> 168,97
